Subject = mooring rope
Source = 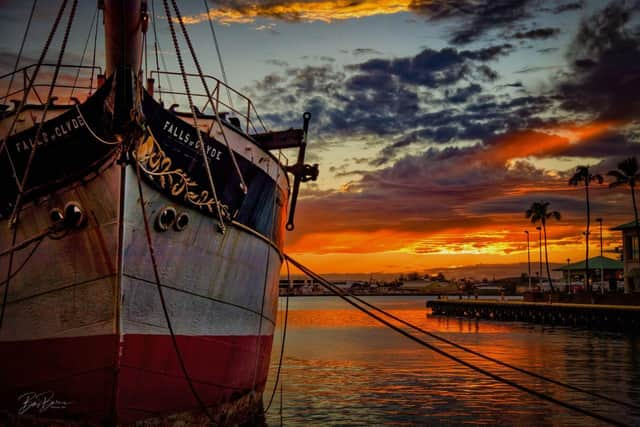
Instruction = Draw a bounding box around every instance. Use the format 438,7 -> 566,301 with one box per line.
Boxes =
285,255 -> 629,427
355,294 -> 640,411
133,142 -> 218,425
264,258 -> 291,413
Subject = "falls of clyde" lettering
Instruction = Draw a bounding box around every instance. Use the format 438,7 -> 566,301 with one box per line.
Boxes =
162,120 -> 223,161
13,114 -> 86,154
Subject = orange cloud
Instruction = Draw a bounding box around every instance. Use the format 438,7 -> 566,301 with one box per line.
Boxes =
477,120 -> 621,165
182,1 -> 415,25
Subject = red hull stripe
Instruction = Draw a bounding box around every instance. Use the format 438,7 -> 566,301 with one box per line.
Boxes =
1,334 -> 273,425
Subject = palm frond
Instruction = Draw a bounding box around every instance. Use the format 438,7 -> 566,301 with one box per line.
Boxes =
592,174 -> 604,184
548,211 -> 561,221
607,170 -> 627,181
618,157 -> 638,176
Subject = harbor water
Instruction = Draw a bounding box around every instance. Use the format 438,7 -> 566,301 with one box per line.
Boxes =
264,296 -> 640,426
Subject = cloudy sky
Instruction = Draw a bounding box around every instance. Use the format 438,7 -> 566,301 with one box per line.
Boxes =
1,0 -> 639,274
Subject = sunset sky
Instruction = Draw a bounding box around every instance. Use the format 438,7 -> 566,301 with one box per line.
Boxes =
1,0 -> 639,275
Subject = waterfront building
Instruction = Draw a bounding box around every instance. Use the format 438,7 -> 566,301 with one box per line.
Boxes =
553,256 -> 623,292
611,221 -> 640,293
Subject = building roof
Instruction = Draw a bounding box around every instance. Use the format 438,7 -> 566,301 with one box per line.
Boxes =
553,256 -> 623,272
611,220 -> 639,231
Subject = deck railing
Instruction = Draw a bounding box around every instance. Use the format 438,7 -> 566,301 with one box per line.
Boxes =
0,63 -> 102,106
150,70 -> 268,135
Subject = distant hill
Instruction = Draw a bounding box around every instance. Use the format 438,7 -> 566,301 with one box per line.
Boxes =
283,262 -> 564,282
424,262 -> 563,281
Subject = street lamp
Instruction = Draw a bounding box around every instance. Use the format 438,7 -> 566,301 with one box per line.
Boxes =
525,230 -> 532,291
567,258 -> 571,293
596,217 -> 604,293
583,230 -> 591,293
536,226 -> 542,286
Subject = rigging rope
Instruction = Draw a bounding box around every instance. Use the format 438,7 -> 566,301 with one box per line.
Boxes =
89,7 -> 99,95
150,0 -> 176,105
9,0 -> 78,225
162,0 -> 226,233
202,0 -> 234,109
0,0 -> 69,184
70,8 -> 98,100
264,258 -> 291,413
2,0 -> 76,334
1,0 -> 38,109
74,105 -> 120,145
133,142 -> 218,425
169,0 -> 248,195
285,255 -> 629,427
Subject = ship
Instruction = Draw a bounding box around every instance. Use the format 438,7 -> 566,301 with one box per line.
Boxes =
0,0 -> 317,425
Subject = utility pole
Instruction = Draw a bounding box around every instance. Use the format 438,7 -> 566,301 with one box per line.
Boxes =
567,258 -> 570,292
525,230 -> 532,291
536,226 -> 542,287
597,218 -> 604,293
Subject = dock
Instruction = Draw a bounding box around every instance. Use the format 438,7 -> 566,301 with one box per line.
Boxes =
427,299 -> 640,332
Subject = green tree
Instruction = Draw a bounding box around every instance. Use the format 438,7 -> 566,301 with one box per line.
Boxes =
569,166 -> 603,293
608,157 -> 640,267
525,201 -> 561,292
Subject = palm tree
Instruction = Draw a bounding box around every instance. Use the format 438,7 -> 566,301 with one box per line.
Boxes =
608,157 -> 640,266
569,166 -> 603,293
526,201 -> 561,292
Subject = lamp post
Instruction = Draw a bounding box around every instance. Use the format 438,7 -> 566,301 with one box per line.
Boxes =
583,230 -> 591,293
567,258 -> 571,293
525,230 -> 532,291
596,217 -> 604,293
536,226 -> 542,287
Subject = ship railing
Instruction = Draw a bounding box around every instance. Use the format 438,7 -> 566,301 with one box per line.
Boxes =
150,70 -> 268,135
0,63 -> 103,107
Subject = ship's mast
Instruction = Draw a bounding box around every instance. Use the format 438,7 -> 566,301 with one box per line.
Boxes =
100,0 -> 147,129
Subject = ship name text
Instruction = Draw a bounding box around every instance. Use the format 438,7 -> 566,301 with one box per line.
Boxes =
13,114 -> 86,153
162,120 -> 223,161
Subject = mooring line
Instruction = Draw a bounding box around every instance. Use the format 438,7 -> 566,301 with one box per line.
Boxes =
264,258 -> 291,414
329,284 -> 640,411
285,255 -> 630,427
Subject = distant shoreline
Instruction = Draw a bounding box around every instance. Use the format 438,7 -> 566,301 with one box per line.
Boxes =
278,292 -> 520,298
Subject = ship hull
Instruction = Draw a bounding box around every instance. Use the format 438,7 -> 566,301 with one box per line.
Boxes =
1,93 -> 287,425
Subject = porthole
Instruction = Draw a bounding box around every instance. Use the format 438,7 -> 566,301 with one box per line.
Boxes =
155,206 -> 177,232
63,202 -> 86,228
174,212 -> 190,231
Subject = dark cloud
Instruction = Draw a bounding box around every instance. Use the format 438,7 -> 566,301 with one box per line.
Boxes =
250,44 -> 513,139
445,83 -> 483,103
511,27 -> 561,40
514,65 -> 560,74
557,0 -> 640,120
352,48 -> 382,56
348,44 -> 510,89
410,0 -> 537,44
553,2 -> 584,13
555,132 -> 640,159
265,59 -> 289,67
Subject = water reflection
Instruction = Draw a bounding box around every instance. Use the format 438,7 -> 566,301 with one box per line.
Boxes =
265,296 -> 640,426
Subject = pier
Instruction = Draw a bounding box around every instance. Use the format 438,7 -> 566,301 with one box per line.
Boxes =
427,300 -> 640,332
